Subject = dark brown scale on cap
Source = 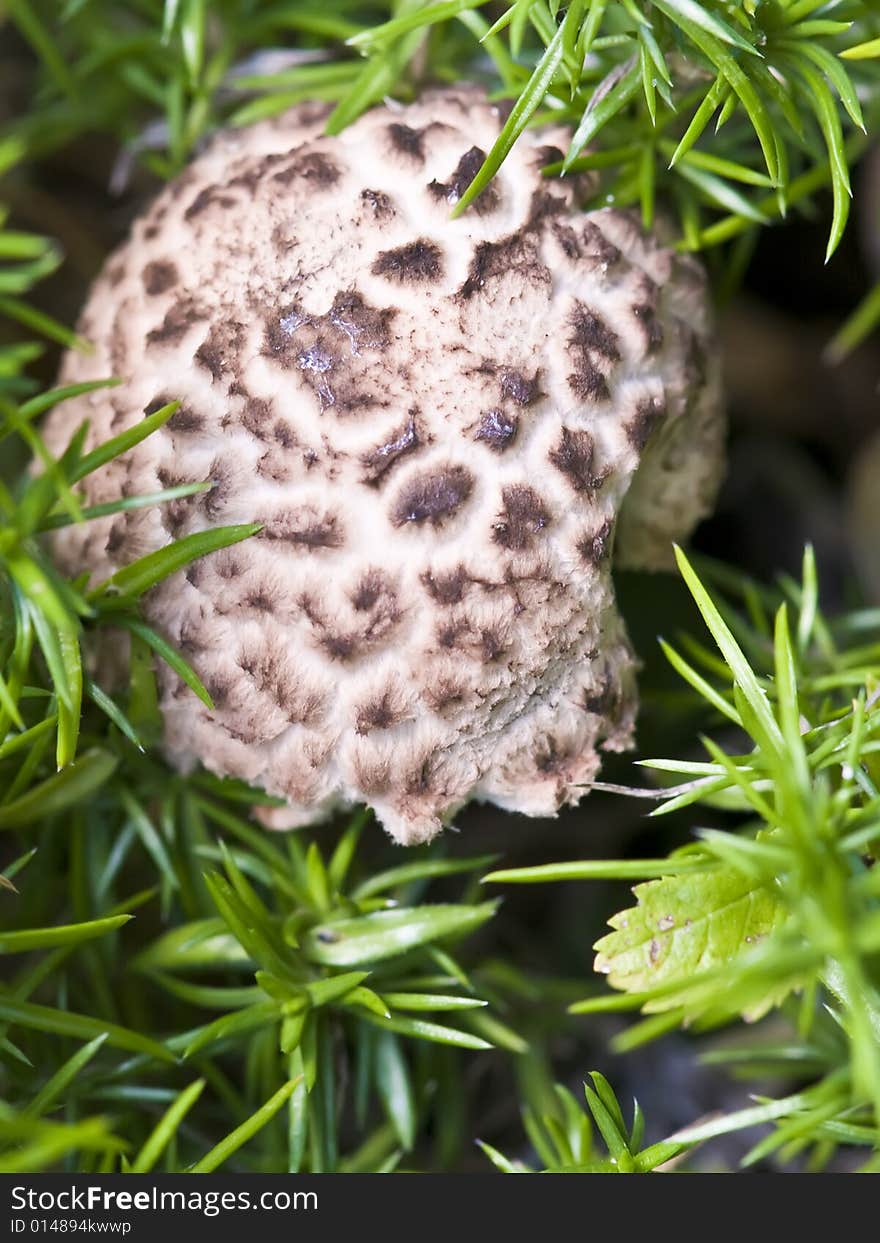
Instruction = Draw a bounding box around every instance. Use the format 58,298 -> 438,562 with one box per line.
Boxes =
421,565 -> 473,606
459,227 -> 552,301
437,618 -> 465,650
437,613 -> 509,664
302,581 -> 401,662
271,335 -> 333,412
319,631 -> 360,662
404,754 -> 439,797
260,507 -> 345,549
460,235 -> 529,299
581,221 -> 622,269
146,296 -> 204,346
551,222 -> 581,259
550,427 -> 605,495
533,145 -> 564,168
493,484 -> 551,550
237,646 -> 324,725
626,396 -> 667,452
270,150 -> 340,188
104,518 -> 129,558
202,673 -> 235,711
390,465 -> 474,527
479,627 -> 507,662
268,420 -> 297,450
568,363 -> 609,403
423,677 -> 466,715
535,736 -> 574,774
567,302 -> 620,401
226,149 -> 311,191
583,675 -> 621,721
360,188 -> 396,220
570,303 -> 620,362
500,368 -> 541,406
195,320 -> 245,382
263,294 -> 394,417
293,340 -> 335,402
328,291 -> 395,353
428,146 -> 499,214
387,123 -> 427,162
184,185 -> 236,222
475,409 -> 517,450
144,394 -> 173,417
372,239 -> 444,284
631,276 -> 663,354
202,456 -> 240,520
351,568 -> 394,612
155,465 -> 198,533
238,397 -> 275,441
458,191 -> 563,300
362,413 -> 421,486
356,684 -> 407,735
262,305 -> 310,363
106,258 -> 127,287
525,189 -> 568,230
576,519 -> 613,564
142,260 -> 179,296
167,404 -> 205,434
242,584 -> 280,614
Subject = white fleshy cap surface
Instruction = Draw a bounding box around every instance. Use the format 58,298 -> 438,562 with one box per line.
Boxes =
44,87 -> 725,843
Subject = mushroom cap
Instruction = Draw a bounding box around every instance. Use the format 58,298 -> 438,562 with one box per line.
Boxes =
44,86 -> 725,844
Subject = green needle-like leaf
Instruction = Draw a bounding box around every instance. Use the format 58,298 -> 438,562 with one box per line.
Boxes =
188,1076 -> 302,1173
92,523 -> 261,605
0,997 -> 175,1062
130,1079 -> 206,1173
303,902 -> 498,967
0,748 -> 117,829
0,914 -> 131,954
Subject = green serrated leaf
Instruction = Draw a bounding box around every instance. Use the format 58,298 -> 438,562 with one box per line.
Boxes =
593,866 -> 789,1019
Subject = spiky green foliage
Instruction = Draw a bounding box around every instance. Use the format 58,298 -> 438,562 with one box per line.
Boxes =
0,137 -> 78,397
480,1071 -> 695,1172
0,391 -> 553,1172
5,1 -> 880,260
487,546 -> 880,1168
0,384 -> 257,779
0,798 -> 525,1173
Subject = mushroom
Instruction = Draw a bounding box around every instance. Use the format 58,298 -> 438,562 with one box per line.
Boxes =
43,86 -> 725,844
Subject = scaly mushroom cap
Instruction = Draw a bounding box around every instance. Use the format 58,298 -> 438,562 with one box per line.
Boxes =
44,87 -> 725,844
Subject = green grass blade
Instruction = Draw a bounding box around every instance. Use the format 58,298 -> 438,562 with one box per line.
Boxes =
188,1076 -> 301,1173
0,748 -> 117,829
0,914 -> 131,954
454,14 -> 568,215
0,997 -> 175,1062
92,524 -> 261,605
130,1079 -> 206,1173
26,1034 -> 109,1119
